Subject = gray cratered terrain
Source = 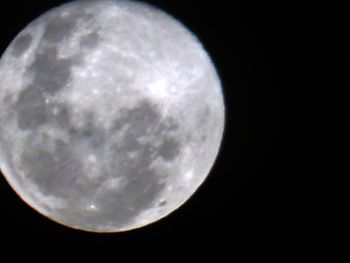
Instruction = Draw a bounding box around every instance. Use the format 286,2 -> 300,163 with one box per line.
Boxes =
0,0 -> 225,232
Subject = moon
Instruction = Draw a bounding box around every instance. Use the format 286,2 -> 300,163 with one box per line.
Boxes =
0,0 -> 224,232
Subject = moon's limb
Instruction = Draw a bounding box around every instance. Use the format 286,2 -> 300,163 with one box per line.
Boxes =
0,0 -> 225,232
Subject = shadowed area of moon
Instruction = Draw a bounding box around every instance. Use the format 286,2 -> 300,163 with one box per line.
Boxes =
0,0 -> 225,232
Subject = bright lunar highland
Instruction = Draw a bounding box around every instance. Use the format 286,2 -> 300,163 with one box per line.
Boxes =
0,0 -> 225,232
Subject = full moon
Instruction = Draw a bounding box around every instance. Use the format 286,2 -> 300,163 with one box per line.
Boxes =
0,0 -> 224,232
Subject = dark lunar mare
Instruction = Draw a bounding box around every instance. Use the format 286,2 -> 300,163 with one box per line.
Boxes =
15,86 -> 47,130
29,47 -> 78,95
21,139 -> 82,198
12,34 -> 33,57
14,46 -> 77,130
14,21 -> 82,130
14,7 -> 98,131
79,32 -> 100,49
19,98 -> 182,228
42,13 -> 77,43
72,101 -> 181,228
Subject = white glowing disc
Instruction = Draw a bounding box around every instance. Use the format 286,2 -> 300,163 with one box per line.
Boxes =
0,0 -> 224,232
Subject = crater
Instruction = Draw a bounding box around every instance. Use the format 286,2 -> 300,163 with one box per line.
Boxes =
15,86 -> 47,130
12,33 -> 32,57
158,200 -> 167,207
158,137 -> 180,161
29,47 -> 76,95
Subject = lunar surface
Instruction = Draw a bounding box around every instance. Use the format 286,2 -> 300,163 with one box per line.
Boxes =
0,0 -> 224,232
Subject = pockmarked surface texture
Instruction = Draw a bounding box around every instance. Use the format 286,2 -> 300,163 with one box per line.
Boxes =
0,0 -> 225,232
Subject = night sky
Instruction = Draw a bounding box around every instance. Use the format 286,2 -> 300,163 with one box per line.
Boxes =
0,0 -> 346,253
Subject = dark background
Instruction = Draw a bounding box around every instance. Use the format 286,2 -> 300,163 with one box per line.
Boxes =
0,0 -> 346,249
